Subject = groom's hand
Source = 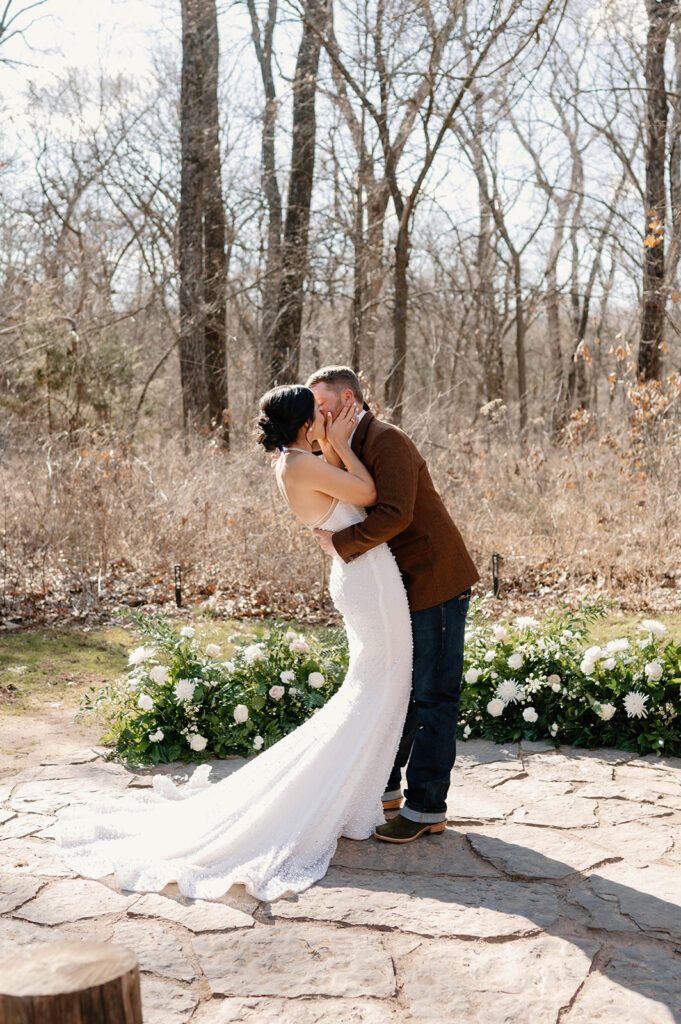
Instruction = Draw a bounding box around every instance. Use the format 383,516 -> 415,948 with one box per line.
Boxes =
313,529 -> 336,556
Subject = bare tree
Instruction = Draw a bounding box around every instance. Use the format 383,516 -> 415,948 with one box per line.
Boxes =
0,0 -> 47,64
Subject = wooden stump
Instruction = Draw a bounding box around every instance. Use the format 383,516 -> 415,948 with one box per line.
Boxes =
0,941 -> 143,1023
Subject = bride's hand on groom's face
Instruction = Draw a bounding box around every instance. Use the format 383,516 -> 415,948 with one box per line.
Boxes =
325,402 -> 360,449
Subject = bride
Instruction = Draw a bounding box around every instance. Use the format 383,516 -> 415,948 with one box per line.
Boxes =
56,385 -> 412,902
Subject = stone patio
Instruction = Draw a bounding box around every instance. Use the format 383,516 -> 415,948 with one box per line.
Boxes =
1,739 -> 680,1022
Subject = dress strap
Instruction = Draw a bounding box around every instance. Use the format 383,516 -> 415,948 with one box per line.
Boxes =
281,446 -> 313,455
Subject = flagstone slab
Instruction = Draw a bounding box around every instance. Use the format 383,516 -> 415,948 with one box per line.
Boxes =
614,766 -> 681,796
141,975 -> 200,1024
128,892 -> 254,931
446,782 -> 520,822
519,740 -> 556,755
0,812 -> 56,840
193,923 -> 395,998
0,873 -> 43,914
191,997 -> 399,1023
461,764 -> 528,788
40,748 -> 105,765
0,810 -> 14,825
399,934 -> 599,1023
454,740 -> 519,765
264,868 -> 559,938
33,762 -> 132,783
15,877 -> 137,924
9,775 -> 130,814
572,862 -> 681,941
0,837 -> 76,877
513,796 -> 598,828
466,825 -> 611,879
330,829 -> 501,878
495,779 -> 574,800
563,747 -> 638,765
112,918 -> 196,981
563,943 -> 681,1023
524,755 -> 614,783
579,780 -> 672,803
596,800 -> 674,825
586,824 -> 674,866
0,917 -> 103,956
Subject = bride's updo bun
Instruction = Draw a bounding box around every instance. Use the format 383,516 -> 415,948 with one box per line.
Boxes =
256,384 -> 316,452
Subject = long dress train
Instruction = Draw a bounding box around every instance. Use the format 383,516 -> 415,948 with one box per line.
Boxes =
55,502 -> 412,901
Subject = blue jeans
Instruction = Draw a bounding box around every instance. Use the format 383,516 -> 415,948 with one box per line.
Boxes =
385,589 -> 470,823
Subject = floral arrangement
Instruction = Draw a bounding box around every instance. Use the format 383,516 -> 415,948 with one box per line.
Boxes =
458,607 -> 681,756
83,606 -> 680,766
80,613 -> 348,765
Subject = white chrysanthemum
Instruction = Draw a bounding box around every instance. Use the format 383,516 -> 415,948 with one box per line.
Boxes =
285,631 -> 297,642
463,724 -> 472,738
602,657 -> 616,671
522,706 -> 538,723
128,645 -> 154,666
205,643 -> 221,658
174,678 -> 195,702
623,691 -> 649,719
596,703 -> 616,721
580,659 -> 596,676
496,679 -> 523,704
223,660 -> 235,674
233,704 -> 249,723
280,670 -> 295,684
484,651 -> 495,663
645,661 -> 663,682
253,735 -> 264,751
244,644 -> 266,664
487,698 -> 505,717
492,625 -> 509,643
584,645 -> 603,662
149,729 -> 164,742
641,619 -> 667,638
465,667 -> 480,684
180,626 -> 195,638
514,616 -> 539,630
605,638 -> 629,655
149,665 -> 168,685
549,722 -> 558,737
290,636 -> 310,654
188,733 -> 207,751
308,672 -> 325,689
269,685 -> 285,701
508,652 -> 524,670
137,693 -> 153,711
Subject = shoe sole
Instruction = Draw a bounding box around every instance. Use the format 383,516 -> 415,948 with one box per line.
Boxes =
373,821 -> 446,843
382,798 -> 402,810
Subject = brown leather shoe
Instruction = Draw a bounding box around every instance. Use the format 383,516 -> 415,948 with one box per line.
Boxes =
382,796 -> 402,810
373,814 -> 446,843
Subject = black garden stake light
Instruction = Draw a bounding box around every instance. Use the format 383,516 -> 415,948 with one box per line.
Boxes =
491,553 -> 501,598
174,564 -> 182,608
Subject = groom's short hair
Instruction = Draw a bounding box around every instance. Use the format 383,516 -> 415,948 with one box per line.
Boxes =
306,365 -> 364,402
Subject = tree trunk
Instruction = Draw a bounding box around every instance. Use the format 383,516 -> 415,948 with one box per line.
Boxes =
201,0 -> 229,447
350,163 -> 364,373
385,216 -> 409,422
639,0 -> 673,380
271,0 -> 326,384
179,0 -> 209,431
0,941 -> 142,1024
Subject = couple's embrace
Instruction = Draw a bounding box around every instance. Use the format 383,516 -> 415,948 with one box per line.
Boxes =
57,366 -> 479,902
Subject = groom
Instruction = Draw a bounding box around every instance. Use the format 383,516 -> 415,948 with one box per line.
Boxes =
307,365 -> 479,843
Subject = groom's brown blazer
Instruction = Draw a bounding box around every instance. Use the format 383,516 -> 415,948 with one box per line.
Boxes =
331,412 -> 479,611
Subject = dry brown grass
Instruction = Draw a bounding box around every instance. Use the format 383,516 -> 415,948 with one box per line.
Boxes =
3,396 -> 681,626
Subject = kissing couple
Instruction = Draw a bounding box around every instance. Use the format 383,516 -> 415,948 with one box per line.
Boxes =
57,365 -> 479,902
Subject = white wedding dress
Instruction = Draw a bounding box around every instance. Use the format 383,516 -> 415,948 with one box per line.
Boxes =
56,502 -> 412,901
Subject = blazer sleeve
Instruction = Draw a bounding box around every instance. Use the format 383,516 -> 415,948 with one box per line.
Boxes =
332,427 -> 419,563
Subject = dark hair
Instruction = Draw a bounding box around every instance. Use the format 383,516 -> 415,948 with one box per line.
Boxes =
256,385 -> 316,452
305,365 -> 364,403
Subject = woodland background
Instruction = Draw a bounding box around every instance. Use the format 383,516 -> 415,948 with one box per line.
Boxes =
1,0 -> 680,626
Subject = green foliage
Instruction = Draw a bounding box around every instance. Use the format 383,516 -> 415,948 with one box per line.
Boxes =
81,613 -> 349,766
459,606 -> 681,757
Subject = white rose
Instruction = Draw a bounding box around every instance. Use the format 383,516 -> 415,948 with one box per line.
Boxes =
280,670 -> 295,684
548,673 -> 561,686
290,637 -> 310,654
508,652 -> 523,670
148,729 -> 164,742
137,693 -> 154,711
644,661 -> 663,682
484,651 -> 495,663
244,644 -> 266,664
487,698 -> 505,717
180,626 -> 195,638
233,704 -> 249,723
602,657 -> 616,671
308,672 -> 325,689
597,703 -> 616,721
549,722 -> 558,736
522,707 -> 538,723
224,660 -> 235,673
269,685 -> 285,701
174,678 -> 195,702
492,625 -> 509,643
149,665 -> 168,685
289,686 -> 299,695
253,735 -> 264,751
463,724 -> 472,738
205,643 -> 221,658
551,682 -> 561,692
188,733 -> 207,751
584,645 -> 602,662
580,659 -> 596,676
285,631 -> 297,642
465,667 -> 480,684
